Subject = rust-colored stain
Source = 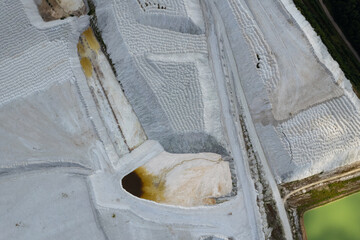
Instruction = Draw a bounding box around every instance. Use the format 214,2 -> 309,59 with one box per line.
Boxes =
82,28 -> 100,52
77,41 -> 86,56
122,167 -> 166,203
80,57 -> 93,77
135,167 -> 166,202
78,27 -> 100,78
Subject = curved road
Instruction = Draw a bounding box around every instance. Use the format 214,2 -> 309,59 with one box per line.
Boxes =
319,0 -> 360,63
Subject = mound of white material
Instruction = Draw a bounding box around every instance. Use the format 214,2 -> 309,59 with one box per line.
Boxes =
276,96 -> 360,181
229,0 -> 343,121
1,0 -> 250,239
135,56 -> 204,132
94,0 -> 226,152
58,0 -> 84,12
134,0 -> 204,34
214,0 -> 360,182
138,151 -> 232,207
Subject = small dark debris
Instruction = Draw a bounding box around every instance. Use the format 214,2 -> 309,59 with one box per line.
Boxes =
256,63 -> 260,69
112,213 -> 116,218
15,222 -> 23,227
61,193 -> 68,198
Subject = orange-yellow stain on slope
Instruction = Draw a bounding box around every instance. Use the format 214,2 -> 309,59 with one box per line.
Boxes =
82,28 -> 100,52
77,41 -> 86,57
77,27 -> 101,78
134,167 -> 166,203
80,57 -> 93,77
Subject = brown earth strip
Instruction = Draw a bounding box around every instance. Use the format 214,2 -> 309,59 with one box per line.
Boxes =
281,162 -> 360,240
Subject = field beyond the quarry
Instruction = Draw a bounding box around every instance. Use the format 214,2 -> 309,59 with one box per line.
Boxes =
304,191 -> 360,240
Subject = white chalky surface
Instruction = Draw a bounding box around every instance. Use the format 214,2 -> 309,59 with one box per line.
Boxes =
95,0 -> 226,151
0,171 -> 106,240
137,0 -> 187,15
140,151 -> 232,207
135,56 -> 204,132
215,0 -> 360,182
58,0 -> 85,12
3,0 -> 360,238
0,0 -> 254,239
110,0 -> 207,56
242,0 -> 343,120
0,81 -> 100,169
0,0 -> 73,107
277,96 -> 360,179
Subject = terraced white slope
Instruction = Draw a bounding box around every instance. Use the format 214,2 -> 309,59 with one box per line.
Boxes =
279,0 -> 350,85
0,0 -> 104,171
104,0 -> 208,56
7,0 -> 360,238
95,0 -> 226,153
137,0 -> 187,15
0,0 -> 73,107
0,1 -> 111,238
90,0 -> 258,238
0,1 -> 255,239
227,0 -> 343,121
135,57 -> 204,132
134,0 -> 204,34
216,0 -> 360,182
279,96 -> 360,164
242,0 -> 343,121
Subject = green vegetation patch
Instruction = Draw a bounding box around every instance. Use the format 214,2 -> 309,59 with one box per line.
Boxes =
294,0 -> 360,96
296,175 -> 360,213
304,191 -> 360,240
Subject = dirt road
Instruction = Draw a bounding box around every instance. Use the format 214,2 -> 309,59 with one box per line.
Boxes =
283,167 -> 360,203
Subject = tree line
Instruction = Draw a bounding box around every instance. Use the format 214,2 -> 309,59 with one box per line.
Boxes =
325,0 -> 360,55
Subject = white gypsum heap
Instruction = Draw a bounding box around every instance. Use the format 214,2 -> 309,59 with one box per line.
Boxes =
1,0 -> 360,240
